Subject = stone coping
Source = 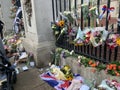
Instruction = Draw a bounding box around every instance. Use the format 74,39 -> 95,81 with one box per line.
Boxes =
61,57 -> 120,85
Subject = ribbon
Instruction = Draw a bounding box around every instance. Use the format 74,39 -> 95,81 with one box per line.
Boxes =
99,5 -> 115,20
107,7 -> 115,20
99,5 -> 107,20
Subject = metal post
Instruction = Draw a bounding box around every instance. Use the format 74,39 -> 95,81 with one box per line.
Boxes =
117,1 -> 120,34
88,1 -> 90,27
114,1 -> 120,61
59,0 -> 62,20
52,0 -> 55,21
69,0 -> 71,11
104,0 -> 111,61
96,0 -> 100,27
56,0 -> 58,18
105,0 -> 111,30
64,0 -> 66,11
74,0 -> 77,26
81,0 -> 83,29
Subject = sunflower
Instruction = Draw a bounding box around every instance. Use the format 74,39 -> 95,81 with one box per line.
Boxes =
58,20 -> 65,27
116,37 -> 120,46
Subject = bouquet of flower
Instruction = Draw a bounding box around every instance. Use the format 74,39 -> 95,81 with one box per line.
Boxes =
116,36 -> 120,46
106,34 -> 119,49
106,63 -> 120,76
89,6 -> 99,25
90,27 -> 108,47
74,27 -> 84,45
63,11 -> 74,23
51,20 -> 65,37
106,79 -> 120,90
60,65 -> 73,81
83,28 -> 91,44
81,4 -> 89,21
89,6 -> 98,19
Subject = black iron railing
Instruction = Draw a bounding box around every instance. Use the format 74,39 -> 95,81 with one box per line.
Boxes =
52,0 -> 120,63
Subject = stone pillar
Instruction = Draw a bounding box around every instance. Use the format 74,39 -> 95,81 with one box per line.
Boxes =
21,0 -> 55,67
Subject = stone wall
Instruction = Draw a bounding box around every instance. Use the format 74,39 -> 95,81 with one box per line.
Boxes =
0,0 -> 13,32
61,57 -> 120,85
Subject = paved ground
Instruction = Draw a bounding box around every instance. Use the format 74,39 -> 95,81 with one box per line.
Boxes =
14,67 -> 55,90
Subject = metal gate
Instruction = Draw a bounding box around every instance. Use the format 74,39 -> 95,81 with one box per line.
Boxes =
52,0 -> 120,63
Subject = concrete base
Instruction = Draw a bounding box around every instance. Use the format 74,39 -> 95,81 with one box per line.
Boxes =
61,57 -> 120,85
23,38 -> 55,68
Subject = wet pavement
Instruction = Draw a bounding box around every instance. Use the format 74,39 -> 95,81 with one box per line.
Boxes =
14,67 -> 55,90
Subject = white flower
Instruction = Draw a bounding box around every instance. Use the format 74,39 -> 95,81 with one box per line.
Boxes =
78,56 -> 82,59
70,50 -> 74,55
49,62 -> 51,66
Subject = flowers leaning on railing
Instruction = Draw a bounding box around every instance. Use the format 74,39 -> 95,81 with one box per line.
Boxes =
74,27 -> 84,46
106,33 -> 119,49
51,19 -> 120,48
81,4 -> 89,22
90,27 -> 108,47
51,20 -> 65,38
89,6 -> 99,26
83,28 -> 91,44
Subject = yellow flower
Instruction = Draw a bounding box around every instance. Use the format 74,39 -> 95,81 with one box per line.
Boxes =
78,43 -> 83,46
64,65 -> 70,71
58,20 -> 64,27
116,37 -> 120,46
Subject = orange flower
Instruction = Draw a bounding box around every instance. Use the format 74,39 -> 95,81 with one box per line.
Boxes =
90,63 -> 97,67
113,66 -> 116,70
116,73 -> 120,76
115,71 -> 120,76
107,65 -> 112,70
118,66 -> 120,70
89,60 -> 93,65
110,64 -> 114,69
112,64 -> 117,70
